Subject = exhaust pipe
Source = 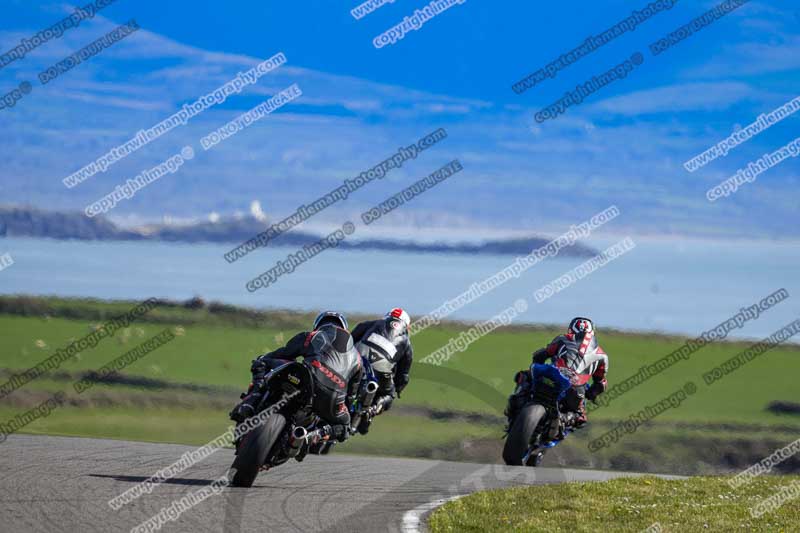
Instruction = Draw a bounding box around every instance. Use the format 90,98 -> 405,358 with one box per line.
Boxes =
287,426 -> 308,458
351,380 -> 380,432
362,380 -> 379,412
291,426 -> 308,445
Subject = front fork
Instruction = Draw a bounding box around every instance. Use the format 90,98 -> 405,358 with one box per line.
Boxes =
520,406 -> 563,465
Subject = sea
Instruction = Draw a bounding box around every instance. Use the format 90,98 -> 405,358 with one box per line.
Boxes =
1,236 -> 798,341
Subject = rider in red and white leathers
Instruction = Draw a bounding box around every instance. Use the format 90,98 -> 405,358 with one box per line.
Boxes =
506,317 -> 608,427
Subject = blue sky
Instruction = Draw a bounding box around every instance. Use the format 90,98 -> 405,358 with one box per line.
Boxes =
0,0 -> 798,240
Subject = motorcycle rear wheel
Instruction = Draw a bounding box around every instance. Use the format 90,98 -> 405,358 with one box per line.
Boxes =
229,414 -> 286,487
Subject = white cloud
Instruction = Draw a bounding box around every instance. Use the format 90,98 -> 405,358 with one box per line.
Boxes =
588,82 -> 757,115
1,1 -> 797,239
250,200 -> 267,221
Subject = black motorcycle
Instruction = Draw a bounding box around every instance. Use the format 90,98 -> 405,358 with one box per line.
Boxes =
229,361 -> 334,487
228,358 -> 380,487
503,363 -> 579,466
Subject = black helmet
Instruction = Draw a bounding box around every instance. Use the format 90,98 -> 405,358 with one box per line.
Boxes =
313,311 -> 348,331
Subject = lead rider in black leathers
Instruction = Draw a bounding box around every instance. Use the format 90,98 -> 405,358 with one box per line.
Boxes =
351,308 -> 413,434
230,311 -> 363,444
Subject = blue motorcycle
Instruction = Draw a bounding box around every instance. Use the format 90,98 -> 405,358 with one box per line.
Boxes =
503,363 -> 577,466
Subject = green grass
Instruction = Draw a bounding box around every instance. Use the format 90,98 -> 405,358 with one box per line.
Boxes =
0,314 -> 279,388
2,308 -> 798,429
429,476 -> 800,532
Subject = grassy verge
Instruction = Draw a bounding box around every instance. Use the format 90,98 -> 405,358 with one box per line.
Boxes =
429,476 -> 800,532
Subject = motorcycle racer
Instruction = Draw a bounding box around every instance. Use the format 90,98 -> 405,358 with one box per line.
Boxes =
506,317 -> 608,430
350,308 -> 413,434
230,311 -> 363,445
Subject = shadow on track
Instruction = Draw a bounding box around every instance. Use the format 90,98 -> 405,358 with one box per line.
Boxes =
89,473 -> 216,486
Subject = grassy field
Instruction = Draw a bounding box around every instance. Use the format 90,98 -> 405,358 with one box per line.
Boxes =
428,476 -> 800,532
1,296 -> 799,473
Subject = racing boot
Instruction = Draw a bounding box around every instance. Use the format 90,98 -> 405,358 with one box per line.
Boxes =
504,390 -> 528,431
307,434 -> 330,454
319,441 -> 335,455
356,416 -> 372,435
503,394 -> 516,420
574,398 -> 588,428
503,396 -> 517,433
547,416 -> 562,441
305,438 -> 335,455
504,371 -> 531,428
294,441 -> 309,462
229,383 -> 263,424
308,424 -> 346,454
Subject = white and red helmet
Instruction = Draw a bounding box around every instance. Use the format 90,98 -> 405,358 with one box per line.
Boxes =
568,317 -> 593,336
385,308 -> 411,332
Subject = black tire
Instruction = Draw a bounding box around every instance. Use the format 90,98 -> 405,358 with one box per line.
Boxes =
229,414 -> 286,487
356,416 -> 371,435
503,404 -> 546,466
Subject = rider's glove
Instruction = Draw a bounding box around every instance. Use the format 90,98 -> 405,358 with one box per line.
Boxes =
250,359 -> 267,382
395,374 -> 409,394
532,348 -> 549,364
586,381 -> 605,402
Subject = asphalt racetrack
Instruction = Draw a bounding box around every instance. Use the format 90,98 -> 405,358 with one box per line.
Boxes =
1,435 -> 657,532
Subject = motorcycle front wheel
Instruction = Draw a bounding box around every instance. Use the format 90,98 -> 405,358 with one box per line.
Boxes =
502,403 -> 546,466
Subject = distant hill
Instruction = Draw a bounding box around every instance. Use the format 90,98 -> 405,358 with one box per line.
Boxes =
0,206 -> 597,257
